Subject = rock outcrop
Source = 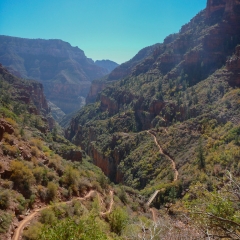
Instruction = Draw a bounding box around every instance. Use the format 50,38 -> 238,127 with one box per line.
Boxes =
226,45 -> 240,86
206,0 -> 240,19
86,80 -> 107,104
0,119 -> 14,141
60,149 -> 82,162
0,64 -> 53,131
90,143 -> 123,183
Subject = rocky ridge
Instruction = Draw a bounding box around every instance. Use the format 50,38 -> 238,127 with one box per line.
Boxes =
86,44 -> 160,103
0,36 -> 109,114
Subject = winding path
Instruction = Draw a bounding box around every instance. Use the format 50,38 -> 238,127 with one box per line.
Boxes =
100,190 -> 114,216
12,189 -> 114,240
147,130 -> 178,181
146,130 -> 179,221
149,208 -> 157,223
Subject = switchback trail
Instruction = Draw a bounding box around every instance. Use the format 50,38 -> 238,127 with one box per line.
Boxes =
147,130 -> 178,181
100,190 -> 114,216
12,190 -> 113,240
146,130 -> 179,221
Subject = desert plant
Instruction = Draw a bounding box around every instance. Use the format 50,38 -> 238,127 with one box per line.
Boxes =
47,182 -> 58,201
0,211 -> 12,234
186,172 -> 240,239
10,160 -> 35,195
0,189 -> 10,209
109,207 -> 128,235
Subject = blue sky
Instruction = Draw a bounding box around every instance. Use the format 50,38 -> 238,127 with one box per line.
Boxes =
0,0 -> 206,64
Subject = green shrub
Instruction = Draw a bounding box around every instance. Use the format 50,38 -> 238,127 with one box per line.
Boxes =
109,207 -> 128,235
10,160 -> 35,195
47,182 -> 58,201
39,209 -> 56,224
33,167 -> 45,184
0,190 -> 10,209
38,214 -> 108,240
23,222 -> 43,240
61,166 -> 80,194
0,211 -> 12,233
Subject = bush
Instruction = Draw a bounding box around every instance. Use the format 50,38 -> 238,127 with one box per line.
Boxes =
117,186 -> 128,204
47,182 -> 58,201
30,138 -> 43,150
61,166 -> 80,194
39,209 -> 56,224
0,211 -> 12,234
23,222 -> 43,240
10,160 -> 35,195
31,146 -> 39,157
2,143 -> 18,157
38,214 -> 108,240
33,167 -> 45,184
0,190 -> 10,209
186,172 -> 240,239
37,185 -> 47,201
109,207 -> 128,235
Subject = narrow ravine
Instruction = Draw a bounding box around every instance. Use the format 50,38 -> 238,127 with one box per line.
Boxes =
12,189 -> 114,240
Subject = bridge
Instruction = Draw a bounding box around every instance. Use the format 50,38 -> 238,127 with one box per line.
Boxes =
146,190 -> 160,206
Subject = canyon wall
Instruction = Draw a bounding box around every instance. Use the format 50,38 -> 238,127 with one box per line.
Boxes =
0,36 -> 109,114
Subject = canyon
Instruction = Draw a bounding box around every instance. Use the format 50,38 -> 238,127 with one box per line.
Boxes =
0,36 -> 117,115
66,0 -> 240,188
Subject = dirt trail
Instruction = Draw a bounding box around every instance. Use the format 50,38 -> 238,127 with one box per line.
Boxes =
149,208 -> 157,223
146,130 -> 179,222
147,130 -> 178,181
12,190 -> 113,240
100,190 -> 114,216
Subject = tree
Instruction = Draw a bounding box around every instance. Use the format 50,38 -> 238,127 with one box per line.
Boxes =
186,172 -> 240,239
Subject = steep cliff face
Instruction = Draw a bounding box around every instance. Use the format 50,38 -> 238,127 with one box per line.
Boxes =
86,80 -> 107,104
0,64 -> 53,130
206,0 -> 240,19
131,0 -> 240,86
226,45 -> 240,86
90,143 -> 123,183
0,119 -> 14,141
0,36 -> 109,114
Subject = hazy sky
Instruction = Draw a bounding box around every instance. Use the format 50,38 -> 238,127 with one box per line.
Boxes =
0,0 -> 206,64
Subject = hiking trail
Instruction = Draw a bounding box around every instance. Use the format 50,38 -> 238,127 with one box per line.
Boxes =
12,189 -> 113,240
